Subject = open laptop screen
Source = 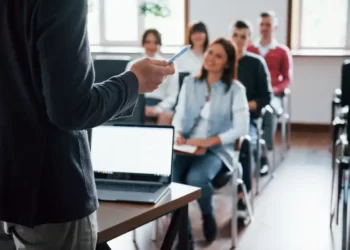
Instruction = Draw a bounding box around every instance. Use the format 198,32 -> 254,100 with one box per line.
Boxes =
91,125 -> 174,182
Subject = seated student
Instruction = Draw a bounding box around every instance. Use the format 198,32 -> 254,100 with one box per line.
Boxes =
172,38 -> 249,247
248,11 -> 292,97
176,21 -> 209,74
231,20 -> 273,211
233,20 -> 273,174
125,29 -> 179,125
248,11 -> 293,134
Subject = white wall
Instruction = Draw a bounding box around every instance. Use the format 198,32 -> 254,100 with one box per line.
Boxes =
189,0 -> 348,124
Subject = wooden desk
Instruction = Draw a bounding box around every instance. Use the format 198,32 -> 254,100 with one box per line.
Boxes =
96,183 -> 201,250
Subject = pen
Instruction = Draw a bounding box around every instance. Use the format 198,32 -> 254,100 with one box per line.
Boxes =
167,45 -> 191,64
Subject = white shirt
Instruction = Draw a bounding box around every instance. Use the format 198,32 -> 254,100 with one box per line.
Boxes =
190,101 -> 211,139
172,78 -> 249,145
176,49 -> 204,75
254,38 -> 278,57
125,54 -> 179,112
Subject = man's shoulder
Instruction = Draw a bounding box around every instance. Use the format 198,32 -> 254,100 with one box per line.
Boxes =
243,51 -> 266,67
276,43 -> 291,55
232,80 -> 246,92
245,51 -> 264,61
247,45 -> 259,53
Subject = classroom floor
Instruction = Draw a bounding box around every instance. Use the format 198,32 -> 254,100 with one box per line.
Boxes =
107,129 -> 339,250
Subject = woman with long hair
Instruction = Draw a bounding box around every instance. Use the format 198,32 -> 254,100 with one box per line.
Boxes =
176,21 -> 209,74
172,38 -> 249,247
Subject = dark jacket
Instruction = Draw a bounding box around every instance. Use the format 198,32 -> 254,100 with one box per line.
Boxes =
0,0 -> 138,227
238,51 -> 273,119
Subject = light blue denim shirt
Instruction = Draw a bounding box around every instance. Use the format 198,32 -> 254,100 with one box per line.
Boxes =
172,76 -> 250,171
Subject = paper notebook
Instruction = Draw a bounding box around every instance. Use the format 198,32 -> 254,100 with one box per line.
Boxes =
173,144 -> 197,154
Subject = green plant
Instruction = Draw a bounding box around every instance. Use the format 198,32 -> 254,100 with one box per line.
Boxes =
139,1 -> 171,18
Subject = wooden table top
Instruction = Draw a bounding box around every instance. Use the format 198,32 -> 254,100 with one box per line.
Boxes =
97,182 -> 201,243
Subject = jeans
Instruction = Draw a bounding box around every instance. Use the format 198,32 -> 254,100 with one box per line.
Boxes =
0,212 -> 97,250
172,151 -> 223,215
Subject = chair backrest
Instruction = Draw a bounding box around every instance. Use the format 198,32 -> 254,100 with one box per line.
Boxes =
211,138 -> 246,189
174,72 -> 191,108
179,72 -> 191,89
93,56 -> 131,82
341,59 -> 350,108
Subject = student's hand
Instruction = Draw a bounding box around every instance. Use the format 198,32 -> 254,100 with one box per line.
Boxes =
186,138 -> 212,148
175,133 -> 186,145
131,58 -> 175,94
248,101 -> 257,111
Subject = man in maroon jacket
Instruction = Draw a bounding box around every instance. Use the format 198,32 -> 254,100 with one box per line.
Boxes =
247,11 -> 292,96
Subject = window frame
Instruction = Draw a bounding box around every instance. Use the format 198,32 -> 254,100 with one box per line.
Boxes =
89,0 -> 189,47
289,0 -> 350,51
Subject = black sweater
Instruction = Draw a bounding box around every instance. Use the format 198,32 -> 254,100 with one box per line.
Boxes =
0,0 -> 138,226
238,52 -> 273,119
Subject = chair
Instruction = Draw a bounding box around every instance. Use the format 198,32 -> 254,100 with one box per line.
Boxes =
253,105 -> 275,195
340,59 -> 350,108
173,72 -> 190,108
143,137 -> 253,249
277,88 -> 292,160
331,89 -> 342,166
211,136 -> 254,248
179,72 -> 191,89
330,107 -> 348,229
93,55 -> 131,82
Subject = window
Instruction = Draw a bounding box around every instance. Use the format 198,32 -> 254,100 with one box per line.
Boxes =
290,0 -> 350,50
88,0 -> 187,47
87,0 -> 100,45
104,0 -> 140,43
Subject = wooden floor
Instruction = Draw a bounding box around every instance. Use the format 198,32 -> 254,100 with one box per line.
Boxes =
107,129 -> 339,250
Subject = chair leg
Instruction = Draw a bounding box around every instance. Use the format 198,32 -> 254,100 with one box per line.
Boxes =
237,179 -> 253,224
281,113 -> 287,161
132,229 -> 139,249
132,230 -> 136,242
255,133 -> 262,195
151,220 -> 157,241
231,169 -> 238,249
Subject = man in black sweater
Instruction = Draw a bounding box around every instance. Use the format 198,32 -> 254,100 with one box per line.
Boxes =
231,20 -> 273,214
0,1 -> 174,249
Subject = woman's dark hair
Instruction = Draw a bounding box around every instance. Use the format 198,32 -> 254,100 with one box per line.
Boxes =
197,37 -> 238,91
142,29 -> 162,46
187,21 -> 209,52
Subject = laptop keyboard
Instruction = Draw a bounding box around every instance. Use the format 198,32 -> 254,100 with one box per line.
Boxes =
97,182 -> 160,193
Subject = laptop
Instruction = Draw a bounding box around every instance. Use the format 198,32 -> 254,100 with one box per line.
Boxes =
90,124 -> 174,204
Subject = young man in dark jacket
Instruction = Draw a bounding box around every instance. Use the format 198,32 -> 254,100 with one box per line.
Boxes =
231,20 -> 273,215
0,0 -> 174,249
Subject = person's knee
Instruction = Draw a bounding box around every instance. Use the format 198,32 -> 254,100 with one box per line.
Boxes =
185,172 -> 210,189
157,111 -> 173,125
